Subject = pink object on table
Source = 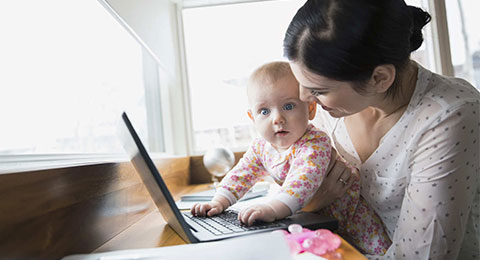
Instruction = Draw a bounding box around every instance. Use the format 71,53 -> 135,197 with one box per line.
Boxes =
273,224 -> 342,257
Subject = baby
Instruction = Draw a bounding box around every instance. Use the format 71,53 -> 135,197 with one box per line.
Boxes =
191,61 -> 391,254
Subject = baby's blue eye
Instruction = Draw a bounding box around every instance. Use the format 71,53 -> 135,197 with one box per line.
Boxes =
260,108 -> 270,115
283,103 -> 294,110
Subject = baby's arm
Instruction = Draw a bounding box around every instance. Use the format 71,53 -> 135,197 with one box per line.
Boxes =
190,195 -> 231,217
239,130 -> 333,225
191,142 -> 268,218
238,199 -> 291,226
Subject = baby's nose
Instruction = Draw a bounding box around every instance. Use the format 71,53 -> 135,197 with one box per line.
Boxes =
273,112 -> 286,124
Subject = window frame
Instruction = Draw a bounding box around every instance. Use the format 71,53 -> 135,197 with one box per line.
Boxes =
3,0 -> 459,172
1,0 -> 183,173
177,0 -> 457,154
427,0 -> 454,76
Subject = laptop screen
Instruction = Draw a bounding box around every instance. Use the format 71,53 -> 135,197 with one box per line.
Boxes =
118,112 -> 198,243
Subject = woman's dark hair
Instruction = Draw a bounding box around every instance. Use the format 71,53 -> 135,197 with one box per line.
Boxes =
283,0 -> 431,98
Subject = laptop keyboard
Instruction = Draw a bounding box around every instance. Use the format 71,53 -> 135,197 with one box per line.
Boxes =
183,210 -> 285,236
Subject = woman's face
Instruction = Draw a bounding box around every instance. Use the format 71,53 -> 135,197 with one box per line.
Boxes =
290,62 -> 374,118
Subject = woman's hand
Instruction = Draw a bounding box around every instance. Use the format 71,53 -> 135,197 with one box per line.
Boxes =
302,149 -> 355,212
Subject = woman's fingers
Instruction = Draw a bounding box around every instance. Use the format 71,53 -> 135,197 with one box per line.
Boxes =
343,167 -> 358,191
337,165 -> 351,186
302,157 -> 353,212
326,149 -> 337,173
332,163 -> 351,197
343,174 -> 355,192
329,157 -> 348,179
322,159 -> 348,192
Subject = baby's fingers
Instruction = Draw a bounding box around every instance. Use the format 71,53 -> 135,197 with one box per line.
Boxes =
238,208 -> 252,225
206,206 -> 222,217
190,203 -> 198,215
199,203 -> 213,216
193,203 -> 211,217
239,208 -> 260,226
246,211 -> 261,226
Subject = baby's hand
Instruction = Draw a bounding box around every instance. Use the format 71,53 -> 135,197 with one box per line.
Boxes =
191,201 -> 225,217
238,203 -> 276,226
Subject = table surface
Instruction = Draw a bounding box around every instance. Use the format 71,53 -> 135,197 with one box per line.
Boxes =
94,184 -> 367,260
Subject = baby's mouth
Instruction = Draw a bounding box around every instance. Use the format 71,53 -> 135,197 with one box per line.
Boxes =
275,130 -> 289,136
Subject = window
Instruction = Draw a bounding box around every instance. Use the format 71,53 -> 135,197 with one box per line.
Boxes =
1,0 -> 472,165
182,0 -> 438,153
182,0 -> 306,153
405,0 -> 435,72
0,0 -> 150,155
445,0 -> 480,88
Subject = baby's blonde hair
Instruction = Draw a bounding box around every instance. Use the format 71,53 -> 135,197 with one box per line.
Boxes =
248,61 -> 295,88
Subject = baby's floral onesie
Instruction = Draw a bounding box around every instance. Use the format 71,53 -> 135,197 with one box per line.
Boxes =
216,124 -> 391,254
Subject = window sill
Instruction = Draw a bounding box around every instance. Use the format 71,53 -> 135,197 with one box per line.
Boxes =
0,153 -> 171,175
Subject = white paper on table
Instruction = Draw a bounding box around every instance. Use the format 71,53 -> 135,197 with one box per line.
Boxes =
176,181 -> 276,210
62,232 -> 292,260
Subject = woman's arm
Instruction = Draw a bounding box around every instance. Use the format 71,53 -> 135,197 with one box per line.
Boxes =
377,102 -> 479,259
302,149 -> 355,212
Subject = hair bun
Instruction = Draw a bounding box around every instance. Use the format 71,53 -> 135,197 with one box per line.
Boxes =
408,6 -> 431,52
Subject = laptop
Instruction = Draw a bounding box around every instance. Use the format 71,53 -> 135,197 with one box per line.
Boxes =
118,112 -> 338,243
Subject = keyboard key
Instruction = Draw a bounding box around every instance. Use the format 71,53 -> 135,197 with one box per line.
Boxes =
183,210 -> 285,236
204,218 -> 234,234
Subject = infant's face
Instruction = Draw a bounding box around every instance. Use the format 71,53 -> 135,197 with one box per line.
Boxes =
248,74 -> 310,152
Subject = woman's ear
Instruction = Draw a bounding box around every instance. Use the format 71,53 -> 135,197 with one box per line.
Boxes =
308,101 -> 317,120
371,64 -> 396,94
247,110 -> 254,122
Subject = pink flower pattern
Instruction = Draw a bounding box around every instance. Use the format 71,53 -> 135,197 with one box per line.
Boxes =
219,124 -> 391,254
322,170 -> 392,255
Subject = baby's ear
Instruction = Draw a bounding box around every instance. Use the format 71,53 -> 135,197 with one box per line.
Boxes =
308,102 -> 317,120
247,110 -> 254,122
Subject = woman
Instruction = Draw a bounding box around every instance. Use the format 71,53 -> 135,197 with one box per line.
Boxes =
284,0 -> 479,259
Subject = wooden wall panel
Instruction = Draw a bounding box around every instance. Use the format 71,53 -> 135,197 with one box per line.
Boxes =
0,183 -> 151,260
189,152 -> 244,184
0,156 -> 190,260
154,156 -> 190,195
0,163 -> 138,229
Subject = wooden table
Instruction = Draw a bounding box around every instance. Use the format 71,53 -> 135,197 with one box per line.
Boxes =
94,184 -> 367,260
